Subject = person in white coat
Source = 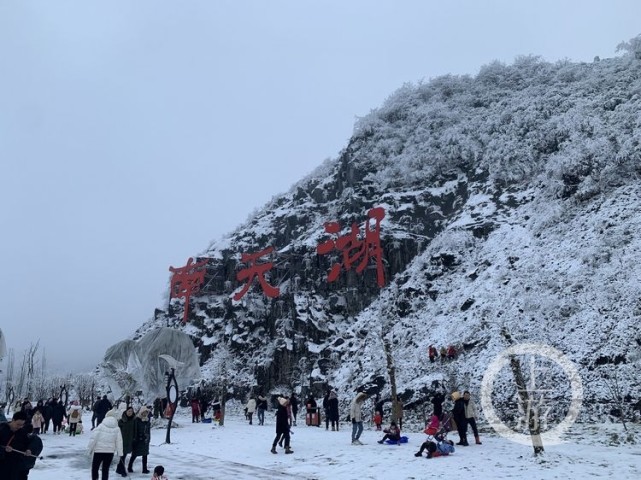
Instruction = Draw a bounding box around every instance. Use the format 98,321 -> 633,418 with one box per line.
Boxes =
87,409 -> 124,480
245,396 -> 257,425
67,401 -> 83,436
349,392 -> 368,445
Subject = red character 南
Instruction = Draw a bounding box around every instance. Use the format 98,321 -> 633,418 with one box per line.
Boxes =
169,257 -> 208,324
234,246 -> 280,301
316,207 -> 386,287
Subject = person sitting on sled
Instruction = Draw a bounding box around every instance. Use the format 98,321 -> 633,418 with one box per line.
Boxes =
377,420 -> 401,444
415,439 -> 455,458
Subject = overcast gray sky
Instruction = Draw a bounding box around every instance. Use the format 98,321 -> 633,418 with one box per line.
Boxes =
1,0 -> 639,372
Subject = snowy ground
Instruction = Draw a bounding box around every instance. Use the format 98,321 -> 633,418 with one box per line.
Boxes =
26,410 -> 641,480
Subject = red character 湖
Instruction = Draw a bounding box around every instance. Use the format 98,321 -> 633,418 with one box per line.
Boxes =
316,207 -> 386,287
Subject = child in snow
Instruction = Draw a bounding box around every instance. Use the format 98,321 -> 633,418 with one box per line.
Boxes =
31,409 -> 44,434
373,411 -> 382,431
377,421 -> 401,444
151,465 -> 168,479
415,439 -> 455,458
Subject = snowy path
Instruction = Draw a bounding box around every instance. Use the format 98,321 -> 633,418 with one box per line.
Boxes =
26,411 -> 641,480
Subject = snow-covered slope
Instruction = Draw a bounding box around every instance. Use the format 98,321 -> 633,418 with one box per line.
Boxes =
128,36 -> 641,422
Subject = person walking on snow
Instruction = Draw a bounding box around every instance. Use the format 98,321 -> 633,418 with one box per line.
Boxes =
327,390 -> 339,431
116,406 -> 136,477
349,392 -> 368,445
51,399 -> 65,435
289,394 -> 299,427
257,394 -> 268,426
87,408 -> 123,480
67,401 -> 82,436
95,396 -> 113,427
245,396 -> 257,425
30,410 -> 44,435
271,396 -> 293,454
128,406 -> 151,473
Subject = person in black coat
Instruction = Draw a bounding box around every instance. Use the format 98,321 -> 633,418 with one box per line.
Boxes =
19,425 -> 43,479
128,407 -> 151,474
271,396 -> 293,454
51,400 -> 66,435
95,396 -> 113,427
432,392 -> 445,419
117,407 -> 137,476
451,391 -> 468,446
0,411 -> 30,480
327,390 -> 339,431
42,401 -> 53,434
322,391 -> 330,430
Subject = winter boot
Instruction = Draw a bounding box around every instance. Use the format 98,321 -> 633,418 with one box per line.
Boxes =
475,435 -> 482,445
285,446 -> 294,454
271,446 -> 277,454
331,425 -> 335,431
142,455 -> 149,474
127,457 -> 134,473
414,451 -> 422,457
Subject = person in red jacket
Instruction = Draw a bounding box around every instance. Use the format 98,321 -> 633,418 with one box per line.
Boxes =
428,345 -> 438,363
446,345 -> 457,360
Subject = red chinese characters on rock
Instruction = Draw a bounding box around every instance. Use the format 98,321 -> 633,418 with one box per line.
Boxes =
233,246 -> 280,301
169,258 -> 208,324
316,207 -> 386,287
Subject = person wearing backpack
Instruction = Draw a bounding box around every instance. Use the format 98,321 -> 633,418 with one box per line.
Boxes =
67,401 -> 83,437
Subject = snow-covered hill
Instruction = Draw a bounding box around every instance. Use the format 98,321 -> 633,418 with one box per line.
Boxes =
122,36 -> 641,423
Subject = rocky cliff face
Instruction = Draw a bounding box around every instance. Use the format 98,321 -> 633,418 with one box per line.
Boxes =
132,40 -> 641,422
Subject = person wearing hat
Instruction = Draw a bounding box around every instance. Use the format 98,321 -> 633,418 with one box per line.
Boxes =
128,406 -> 151,473
116,406 -> 136,477
271,396 -> 293,454
349,392 -> 368,445
451,391 -> 469,446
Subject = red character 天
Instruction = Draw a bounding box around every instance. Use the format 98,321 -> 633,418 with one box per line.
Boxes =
316,207 -> 385,287
169,257 -> 208,324
234,246 -> 280,301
